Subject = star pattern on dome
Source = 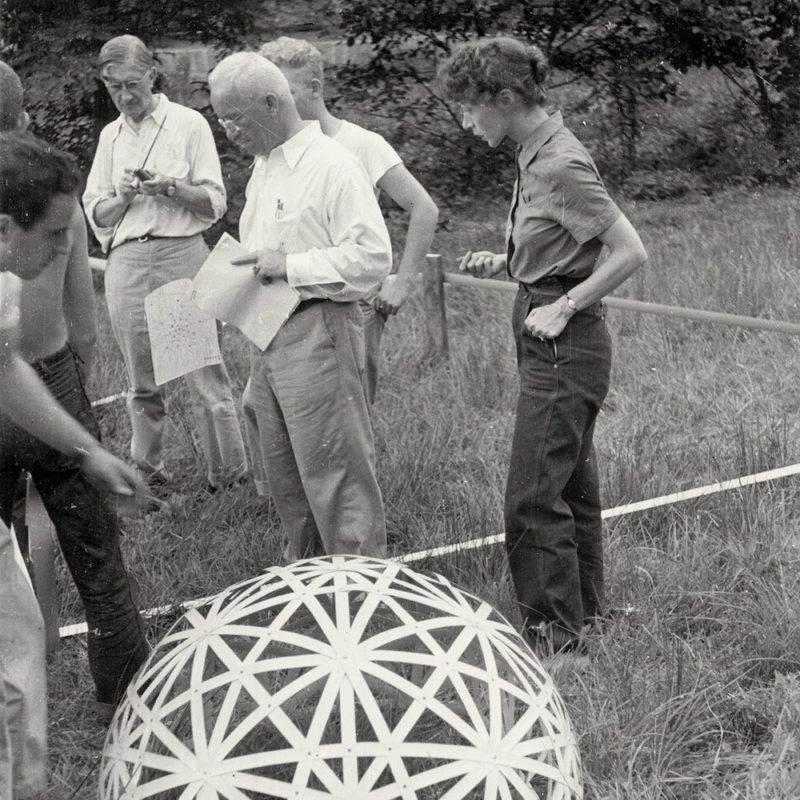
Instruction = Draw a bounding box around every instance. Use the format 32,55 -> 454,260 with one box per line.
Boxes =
101,556 -> 582,799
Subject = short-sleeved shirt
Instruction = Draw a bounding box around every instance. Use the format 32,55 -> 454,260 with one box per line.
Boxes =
83,94 -> 227,252
332,120 -> 402,196
0,271 -> 22,357
506,111 -> 621,285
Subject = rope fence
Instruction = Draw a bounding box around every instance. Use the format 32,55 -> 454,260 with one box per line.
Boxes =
57,460 -> 800,639
47,253 -> 798,641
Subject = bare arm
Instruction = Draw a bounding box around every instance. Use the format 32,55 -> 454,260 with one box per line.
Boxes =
524,213 -> 648,339
373,164 -> 438,315
0,351 -> 142,496
62,206 -> 97,378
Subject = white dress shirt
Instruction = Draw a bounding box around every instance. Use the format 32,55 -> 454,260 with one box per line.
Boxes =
83,94 -> 226,252
240,121 -> 392,302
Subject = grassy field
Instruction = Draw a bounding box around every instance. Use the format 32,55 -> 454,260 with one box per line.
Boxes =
42,186 -> 800,799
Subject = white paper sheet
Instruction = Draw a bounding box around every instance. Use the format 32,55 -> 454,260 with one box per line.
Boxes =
144,279 -> 221,386
190,233 -> 300,350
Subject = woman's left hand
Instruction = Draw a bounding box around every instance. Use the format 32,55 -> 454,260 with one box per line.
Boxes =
524,296 -> 574,340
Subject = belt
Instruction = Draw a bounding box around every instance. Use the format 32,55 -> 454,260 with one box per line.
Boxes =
520,275 -> 584,293
30,342 -> 73,375
112,233 -> 185,249
292,297 -> 327,315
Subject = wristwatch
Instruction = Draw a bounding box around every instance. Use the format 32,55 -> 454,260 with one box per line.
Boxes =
565,293 -> 578,312
163,178 -> 177,198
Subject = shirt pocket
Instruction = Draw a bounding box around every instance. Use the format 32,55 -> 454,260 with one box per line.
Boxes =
153,157 -> 191,181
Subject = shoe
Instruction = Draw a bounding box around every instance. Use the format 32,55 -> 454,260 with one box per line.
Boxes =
206,473 -> 249,495
524,621 -> 586,659
95,700 -> 117,727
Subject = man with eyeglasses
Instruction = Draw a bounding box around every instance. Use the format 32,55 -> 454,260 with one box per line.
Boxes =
83,35 -> 247,495
208,52 -> 391,560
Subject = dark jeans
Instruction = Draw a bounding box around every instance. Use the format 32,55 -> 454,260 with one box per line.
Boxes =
0,344 -> 148,705
504,285 -> 612,643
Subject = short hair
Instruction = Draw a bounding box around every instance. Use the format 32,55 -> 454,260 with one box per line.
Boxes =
437,36 -> 548,108
0,134 -> 79,230
0,61 -> 24,131
209,51 -> 294,104
259,37 -> 324,82
98,34 -> 154,74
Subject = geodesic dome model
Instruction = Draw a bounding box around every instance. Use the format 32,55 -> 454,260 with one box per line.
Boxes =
100,555 -> 583,799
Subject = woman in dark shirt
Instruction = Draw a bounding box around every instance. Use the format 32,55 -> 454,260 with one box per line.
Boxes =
438,36 -> 647,655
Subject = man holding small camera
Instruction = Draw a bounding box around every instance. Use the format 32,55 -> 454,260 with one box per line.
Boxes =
84,35 -> 247,493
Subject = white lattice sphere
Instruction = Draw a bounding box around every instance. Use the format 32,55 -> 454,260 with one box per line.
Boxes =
100,555 -> 582,799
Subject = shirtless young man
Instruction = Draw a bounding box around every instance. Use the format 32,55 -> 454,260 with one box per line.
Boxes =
0,126 -> 145,796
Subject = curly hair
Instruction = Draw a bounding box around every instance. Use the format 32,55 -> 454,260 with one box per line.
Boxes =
437,36 -> 548,108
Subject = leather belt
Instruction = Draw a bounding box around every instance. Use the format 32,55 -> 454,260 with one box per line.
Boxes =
113,233 -> 182,249
292,297 -> 327,315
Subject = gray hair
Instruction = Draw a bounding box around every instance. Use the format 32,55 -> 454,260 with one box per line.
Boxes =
0,60 -> 24,131
98,35 -> 154,74
208,52 -> 294,104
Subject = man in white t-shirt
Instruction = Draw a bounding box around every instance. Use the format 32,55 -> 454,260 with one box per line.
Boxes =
259,36 -> 439,407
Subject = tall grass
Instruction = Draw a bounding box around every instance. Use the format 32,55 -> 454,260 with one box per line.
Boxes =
44,187 -> 800,798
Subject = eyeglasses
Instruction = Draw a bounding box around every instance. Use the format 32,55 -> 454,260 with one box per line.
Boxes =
217,117 -> 241,137
217,100 -> 258,138
102,74 -> 151,94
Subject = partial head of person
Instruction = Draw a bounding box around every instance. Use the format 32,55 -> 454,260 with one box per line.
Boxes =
98,34 -> 157,123
258,37 -> 325,120
0,60 -> 30,134
437,36 -> 549,148
208,52 -> 300,158
0,134 -> 78,279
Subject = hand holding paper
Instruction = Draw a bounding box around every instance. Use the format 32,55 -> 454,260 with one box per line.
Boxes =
191,233 -> 299,351
230,249 -> 288,284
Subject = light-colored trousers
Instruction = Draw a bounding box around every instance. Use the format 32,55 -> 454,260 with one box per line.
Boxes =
105,234 -> 247,486
0,520 -> 46,799
243,300 -> 386,559
359,298 -> 386,406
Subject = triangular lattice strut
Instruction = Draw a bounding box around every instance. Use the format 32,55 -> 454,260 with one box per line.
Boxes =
100,556 -> 583,799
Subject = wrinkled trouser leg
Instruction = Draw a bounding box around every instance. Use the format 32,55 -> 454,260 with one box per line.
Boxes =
504,287 -> 611,644
359,298 -> 385,406
247,301 -> 386,560
0,520 -> 46,799
242,345 -> 270,497
106,236 -> 246,482
0,346 -> 148,705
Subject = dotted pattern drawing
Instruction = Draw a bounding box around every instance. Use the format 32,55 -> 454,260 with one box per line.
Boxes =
100,555 -> 583,799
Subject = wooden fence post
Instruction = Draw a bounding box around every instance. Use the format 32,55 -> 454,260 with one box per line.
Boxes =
25,477 -> 60,653
422,253 -> 449,361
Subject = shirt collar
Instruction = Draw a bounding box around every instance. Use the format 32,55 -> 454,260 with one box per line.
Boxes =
275,120 -> 322,170
111,93 -> 169,139
517,111 -> 563,168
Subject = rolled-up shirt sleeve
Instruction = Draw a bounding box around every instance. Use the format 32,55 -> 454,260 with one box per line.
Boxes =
285,164 -> 391,300
551,155 -> 620,244
82,127 -> 117,251
188,116 -> 226,224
